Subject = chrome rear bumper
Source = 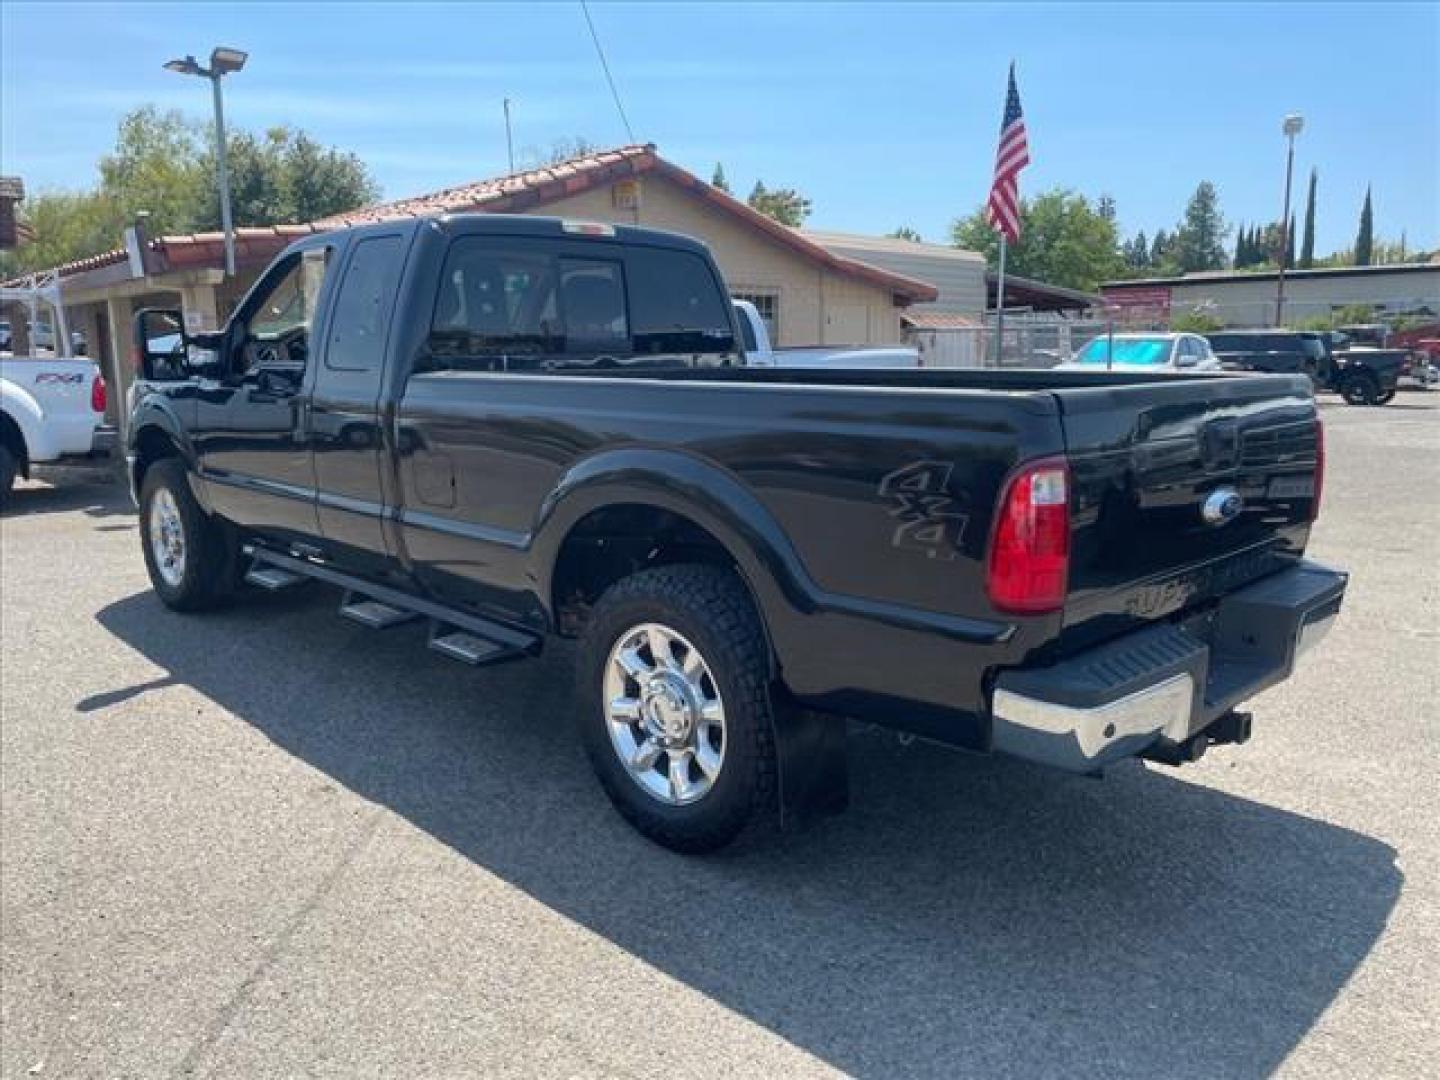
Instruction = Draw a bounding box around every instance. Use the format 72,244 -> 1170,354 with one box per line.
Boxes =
989,560 -> 1347,773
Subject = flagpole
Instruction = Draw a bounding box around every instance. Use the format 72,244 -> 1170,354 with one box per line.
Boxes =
993,234 -> 1008,367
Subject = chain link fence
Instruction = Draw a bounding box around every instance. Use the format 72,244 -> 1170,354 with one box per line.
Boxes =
909,315 -> 1119,369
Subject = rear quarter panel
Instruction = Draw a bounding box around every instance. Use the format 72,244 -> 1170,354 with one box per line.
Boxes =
393,372 -> 1066,737
1,357 -> 102,460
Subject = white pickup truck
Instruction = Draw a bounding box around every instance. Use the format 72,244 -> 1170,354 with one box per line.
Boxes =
1,281 -> 111,497
732,300 -> 920,368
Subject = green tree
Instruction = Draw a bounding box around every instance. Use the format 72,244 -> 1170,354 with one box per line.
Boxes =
1354,186 -> 1374,266
1234,223 -> 1248,267
1299,168 -> 1317,268
200,127 -> 377,229
710,162 -> 730,193
97,105 -> 208,237
1097,194 -> 1116,222
525,137 -> 598,167
1171,309 -> 1224,333
1335,303 -> 1375,324
1126,230 -> 1150,270
1150,228 -> 1173,271
0,189 -> 123,277
888,225 -> 922,242
951,188 -> 1126,291
1172,181 -> 1229,272
747,180 -> 812,227
1285,213 -> 1296,269
1,105 -> 378,275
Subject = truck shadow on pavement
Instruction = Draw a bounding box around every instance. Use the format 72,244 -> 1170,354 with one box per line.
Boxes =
95,586 -> 1400,1079
3,475 -> 130,521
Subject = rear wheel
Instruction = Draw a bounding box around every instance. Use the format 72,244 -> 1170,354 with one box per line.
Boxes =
577,564 -> 778,853
1340,372 -> 1379,406
139,458 -> 242,611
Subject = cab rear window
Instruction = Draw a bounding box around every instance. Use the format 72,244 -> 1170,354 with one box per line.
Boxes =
426,238 -> 736,372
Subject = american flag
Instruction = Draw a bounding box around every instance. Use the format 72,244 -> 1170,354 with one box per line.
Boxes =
986,64 -> 1031,243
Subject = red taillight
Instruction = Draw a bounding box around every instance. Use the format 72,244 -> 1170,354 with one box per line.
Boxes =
1311,419 -> 1325,521
987,456 -> 1071,615
91,374 -> 107,414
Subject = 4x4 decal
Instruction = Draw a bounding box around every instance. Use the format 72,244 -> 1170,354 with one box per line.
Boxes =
878,460 -> 968,560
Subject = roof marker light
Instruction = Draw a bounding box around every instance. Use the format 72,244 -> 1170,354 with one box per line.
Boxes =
562,220 -> 616,237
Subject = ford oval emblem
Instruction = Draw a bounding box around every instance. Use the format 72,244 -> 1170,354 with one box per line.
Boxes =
1201,486 -> 1244,526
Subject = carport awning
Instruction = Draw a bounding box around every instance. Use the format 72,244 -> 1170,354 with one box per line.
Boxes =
902,311 -> 982,330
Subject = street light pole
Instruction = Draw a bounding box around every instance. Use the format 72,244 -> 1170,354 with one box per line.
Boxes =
210,72 -> 235,277
164,47 -> 248,278
1275,113 -> 1304,327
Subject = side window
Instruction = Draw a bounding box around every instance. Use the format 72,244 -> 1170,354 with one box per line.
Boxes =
243,247 -> 330,374
626,248 -> 734,357
327,235 -> 405,372
429,240 -> 561,369
424,239 -> 737,373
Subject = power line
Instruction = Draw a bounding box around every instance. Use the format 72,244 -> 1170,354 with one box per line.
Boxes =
580,0 -> 635,144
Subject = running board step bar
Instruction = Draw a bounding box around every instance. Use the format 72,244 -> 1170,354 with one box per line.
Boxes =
428,627 -> 515,665
339,594 -> 419,629
244,546 -> 540,666
244,566 -> 307,591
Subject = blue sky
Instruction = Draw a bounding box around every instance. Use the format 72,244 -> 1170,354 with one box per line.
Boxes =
3,2 -> 1437,255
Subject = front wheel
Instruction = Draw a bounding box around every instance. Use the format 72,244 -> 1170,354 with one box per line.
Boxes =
139,458 -> 242,611
577,564 -> 778,853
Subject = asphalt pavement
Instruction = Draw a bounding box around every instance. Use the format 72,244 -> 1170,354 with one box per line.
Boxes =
2,394 -> 1436,1079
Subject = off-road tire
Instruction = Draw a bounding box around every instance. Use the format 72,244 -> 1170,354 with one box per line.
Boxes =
1340,372 -> 1379,406
139,458 -> 243,612
577,564 -> 778,853
1375,389 -> 1396,405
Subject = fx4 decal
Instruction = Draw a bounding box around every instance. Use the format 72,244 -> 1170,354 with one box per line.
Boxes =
35,372 -> 85,385
878,460 -> 969,560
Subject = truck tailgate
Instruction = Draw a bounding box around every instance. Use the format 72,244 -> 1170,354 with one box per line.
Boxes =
1053,374 -> 1320,640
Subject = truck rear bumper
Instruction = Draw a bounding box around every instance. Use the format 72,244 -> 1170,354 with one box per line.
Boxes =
989,560 -> 1346,773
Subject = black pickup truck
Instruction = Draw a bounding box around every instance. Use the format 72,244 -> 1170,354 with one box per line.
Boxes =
128,215 -> 1346,851
1206,329 -> 1405,405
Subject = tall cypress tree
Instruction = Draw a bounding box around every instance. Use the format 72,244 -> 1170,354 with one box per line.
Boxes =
1234,223 -> 1246,267
1286,213 -> 1296,269
1299,168 -> 1317,269
1354,186 -> 1374,266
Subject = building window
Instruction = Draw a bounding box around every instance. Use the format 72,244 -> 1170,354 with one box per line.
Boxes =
732,289 -> 779,343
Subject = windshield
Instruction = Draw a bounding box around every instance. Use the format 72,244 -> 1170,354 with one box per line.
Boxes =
1074,337 -> 1172,365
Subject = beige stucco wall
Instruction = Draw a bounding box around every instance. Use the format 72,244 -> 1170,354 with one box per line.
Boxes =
529,178 -> 904,346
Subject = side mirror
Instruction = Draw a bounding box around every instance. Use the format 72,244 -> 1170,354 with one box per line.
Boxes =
133,309 -> 188,381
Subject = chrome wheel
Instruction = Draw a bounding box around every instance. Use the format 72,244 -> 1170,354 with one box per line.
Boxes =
148,488 -> 186,587
603,622 -> 726,806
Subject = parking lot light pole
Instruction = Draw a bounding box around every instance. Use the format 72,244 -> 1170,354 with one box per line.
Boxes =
1275,113 -> 1304,327
164,47 -> 248,278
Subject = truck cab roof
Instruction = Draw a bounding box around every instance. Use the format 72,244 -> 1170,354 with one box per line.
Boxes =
306,213 -> 714,258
